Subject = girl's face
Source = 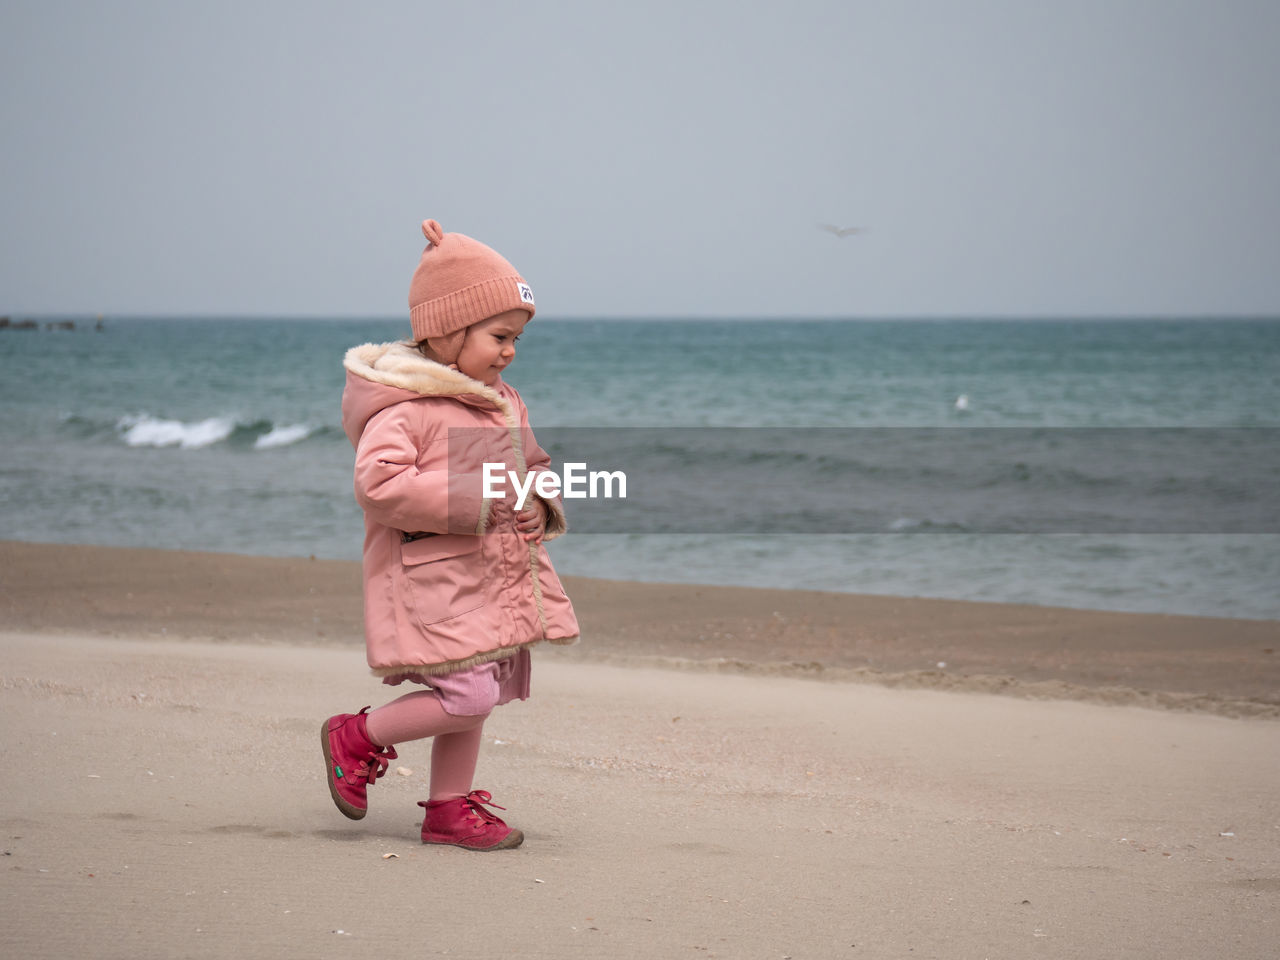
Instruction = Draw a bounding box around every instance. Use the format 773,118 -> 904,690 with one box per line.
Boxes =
454,309 -> 528,385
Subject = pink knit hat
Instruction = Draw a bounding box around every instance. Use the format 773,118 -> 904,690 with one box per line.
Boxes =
408,219 -> 536,363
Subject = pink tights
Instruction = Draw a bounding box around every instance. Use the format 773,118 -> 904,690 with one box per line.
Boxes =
364,691 -> 487,802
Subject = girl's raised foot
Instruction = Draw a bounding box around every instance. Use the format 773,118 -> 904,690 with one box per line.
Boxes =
322,707 -> 397,820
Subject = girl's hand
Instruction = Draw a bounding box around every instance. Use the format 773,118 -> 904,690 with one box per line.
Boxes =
515,496 -> 548,543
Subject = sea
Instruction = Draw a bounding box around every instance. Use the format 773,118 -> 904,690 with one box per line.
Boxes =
2,316 -> 1278,620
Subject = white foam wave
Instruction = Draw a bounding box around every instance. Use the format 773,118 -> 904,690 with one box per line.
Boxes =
253,424 -> 313,450
117,414 -> 235,450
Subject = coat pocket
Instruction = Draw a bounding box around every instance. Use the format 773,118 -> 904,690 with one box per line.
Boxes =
399,534 -> 488,626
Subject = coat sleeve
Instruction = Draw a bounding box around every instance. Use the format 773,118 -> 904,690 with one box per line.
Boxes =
515,394 -> 568,540
353,401 -> 491,536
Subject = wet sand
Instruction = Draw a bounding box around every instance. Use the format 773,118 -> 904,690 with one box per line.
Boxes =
4,540 -> 1277,714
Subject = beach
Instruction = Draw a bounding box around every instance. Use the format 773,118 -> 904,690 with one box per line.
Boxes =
2,540 -> 1279,958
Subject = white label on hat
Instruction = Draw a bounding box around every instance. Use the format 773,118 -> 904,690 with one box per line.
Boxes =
517,282 -> 535,305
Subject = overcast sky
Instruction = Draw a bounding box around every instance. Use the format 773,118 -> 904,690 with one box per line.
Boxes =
2,1 -> 1277,318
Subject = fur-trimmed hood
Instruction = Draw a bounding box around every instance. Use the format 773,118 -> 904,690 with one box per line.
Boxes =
341,340 -> 517,450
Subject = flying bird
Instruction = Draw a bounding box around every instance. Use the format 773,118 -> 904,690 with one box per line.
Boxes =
818,223 -> 865,238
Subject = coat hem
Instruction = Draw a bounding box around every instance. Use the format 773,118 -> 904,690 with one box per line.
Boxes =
369,640 -> 538,679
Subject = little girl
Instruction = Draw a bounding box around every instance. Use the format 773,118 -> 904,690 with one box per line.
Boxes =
322,218 -> 579,851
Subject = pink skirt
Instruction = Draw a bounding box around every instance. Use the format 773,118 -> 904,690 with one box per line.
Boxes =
381,647 -> 532,717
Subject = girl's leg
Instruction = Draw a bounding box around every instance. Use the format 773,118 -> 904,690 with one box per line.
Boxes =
364,689 -> 486,747
366,690 -> 488,800
429,723 -> 486,801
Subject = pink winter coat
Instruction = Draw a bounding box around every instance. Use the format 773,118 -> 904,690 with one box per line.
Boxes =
341,341 -> 579,680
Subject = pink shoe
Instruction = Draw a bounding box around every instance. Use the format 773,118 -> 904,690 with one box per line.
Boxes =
419,790 -> 524,851
321,707 -> 397,820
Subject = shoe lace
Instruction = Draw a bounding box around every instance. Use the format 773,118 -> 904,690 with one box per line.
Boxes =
353,743 -> 398,785
461,790 -> 506,824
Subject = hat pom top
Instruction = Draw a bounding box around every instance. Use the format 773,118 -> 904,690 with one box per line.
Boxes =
421,219 -> 444,246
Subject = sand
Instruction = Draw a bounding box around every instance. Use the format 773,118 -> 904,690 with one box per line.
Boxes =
2,541 -> 1278,959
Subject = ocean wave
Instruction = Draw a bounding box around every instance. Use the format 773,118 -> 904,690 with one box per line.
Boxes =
118,414 -> 235,449
888,516 -> 971,533
253,423 -> 315,450
109,414 -> 332,451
